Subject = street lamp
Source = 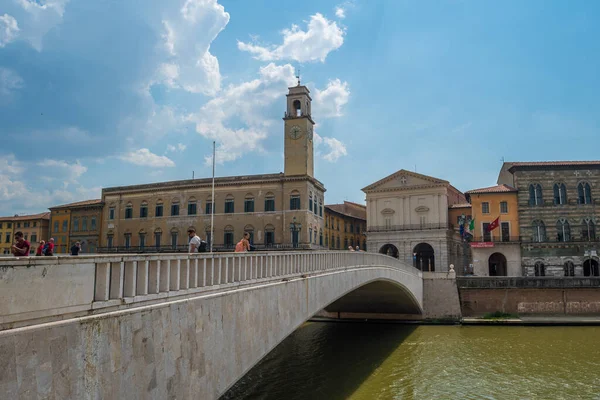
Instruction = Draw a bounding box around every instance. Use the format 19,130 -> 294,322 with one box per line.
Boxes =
289,217 -> 302,249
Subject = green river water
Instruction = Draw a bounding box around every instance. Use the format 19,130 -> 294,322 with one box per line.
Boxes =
222,323 -> 600,400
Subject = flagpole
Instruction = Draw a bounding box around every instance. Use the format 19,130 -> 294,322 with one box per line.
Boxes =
210,141 -> 215,253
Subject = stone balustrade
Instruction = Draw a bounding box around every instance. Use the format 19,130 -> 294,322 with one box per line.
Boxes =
0,251 -> 418,330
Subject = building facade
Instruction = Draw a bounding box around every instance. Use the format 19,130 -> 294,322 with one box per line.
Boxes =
49,207 -> 71,254
0,213 -> 50,255
498,161 -> 600,277
324,201 -> 367,250
99,83 -> 326,252
363,170 -> 468,273
465,184 -> 521,276
49,200 -> 103,254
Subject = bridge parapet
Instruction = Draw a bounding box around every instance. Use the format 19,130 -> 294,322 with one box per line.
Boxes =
0,251 -> 420,330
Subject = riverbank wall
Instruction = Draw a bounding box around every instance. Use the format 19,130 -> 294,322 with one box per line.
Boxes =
457,277 -> 600,317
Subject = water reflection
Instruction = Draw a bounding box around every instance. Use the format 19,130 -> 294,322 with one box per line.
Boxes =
223,323 -> 600,400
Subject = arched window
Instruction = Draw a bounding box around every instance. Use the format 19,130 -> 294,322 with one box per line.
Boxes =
319,229 -> 323,246
244,194 -> 255,213
582,218 -> 596,241
264,224 -> 275,247
293,99 -> 301,116
73,217 -> 79,232
224,225 -> 234,248
309,193 -> 313,213
170,198 -> 180,216
125,202 -> 133,219
529,184 -> 543,206
187,197 -> 197,215
154,228 -> 162,248
264,192 -> 275,212
244,224 -> 254,244
556,218 -> 571,242
553,183 -> 567,205
534,261 -> 546,276
564,261 -> 575,277
140,201 -> 148,218
170,228 -> 179,249
139,229 -> 146,250
336,236 -> 340,249
205,196 -> 213,214
155,200 -> 164,217
330,235 -> 335,249
532,220 -> 546,242
224,194 -> 235,214
290,190 -> 301,210
107,231 -> 114,248
578,182 -> 592,204
325,234 -> 329,247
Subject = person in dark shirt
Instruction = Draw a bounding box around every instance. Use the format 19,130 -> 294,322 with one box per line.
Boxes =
11,231 -> 30,257
71,241 -> 81,256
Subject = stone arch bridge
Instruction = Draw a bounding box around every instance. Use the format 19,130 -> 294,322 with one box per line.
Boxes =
0,251 -> 422,399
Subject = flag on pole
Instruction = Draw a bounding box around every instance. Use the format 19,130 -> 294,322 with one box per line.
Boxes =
487,217 -> 500,232
466,218 -> 475,236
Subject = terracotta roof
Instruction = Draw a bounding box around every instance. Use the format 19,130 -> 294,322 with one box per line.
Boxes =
325,201 -> 366,220
0,212 -> 50,222
466,184 -> 518,194
49,199 -> 103,210
448,203 -> 472,209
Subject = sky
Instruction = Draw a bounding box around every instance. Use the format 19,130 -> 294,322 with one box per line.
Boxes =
1,0 -> 599,216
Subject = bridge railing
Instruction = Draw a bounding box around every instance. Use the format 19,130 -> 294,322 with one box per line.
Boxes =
0,251 -> 419,329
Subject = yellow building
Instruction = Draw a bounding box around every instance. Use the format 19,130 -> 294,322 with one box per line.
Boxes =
0,213 -> 50,255
465,184 -> 521,276
324,201 -> 367,250
49,207 -> 72,254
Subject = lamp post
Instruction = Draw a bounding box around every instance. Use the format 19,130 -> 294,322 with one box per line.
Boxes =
289,217 -> 302,249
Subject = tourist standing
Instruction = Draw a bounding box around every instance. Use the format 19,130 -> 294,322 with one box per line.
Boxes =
188,228 -> 202,253
36,240 -> 45,256
70,242 -> 81,256
45,238 -> 55,256
11,231 -> 30,257
235,232 -> 251,252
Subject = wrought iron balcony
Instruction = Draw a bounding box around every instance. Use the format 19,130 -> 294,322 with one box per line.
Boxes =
469,236 -> 523,244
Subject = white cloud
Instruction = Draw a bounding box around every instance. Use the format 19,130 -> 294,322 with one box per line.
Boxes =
119,149 -> 176,168
167,143 -> 186,153
37,159 -> 88,187
0,155 -> 26,201
335,7 -> 346,19
154,0 -> 230,95
313,132 -> 347,163
313,78 -> 350,118
0,14 -> 19,47
11,0 -> 70,51
193,63 -> 297,165
238,13 -> 345,63
0,68 -> 24,99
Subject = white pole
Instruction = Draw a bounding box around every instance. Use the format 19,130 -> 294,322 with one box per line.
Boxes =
210,141 -> 216,253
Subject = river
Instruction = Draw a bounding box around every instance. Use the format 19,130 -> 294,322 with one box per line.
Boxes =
222,322 -> 600,400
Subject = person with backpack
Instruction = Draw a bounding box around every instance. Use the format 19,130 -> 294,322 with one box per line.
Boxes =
187,228 -> 203,253
36,240 -> 45,256
44,238 -> 55,256
235,232 -> 251,253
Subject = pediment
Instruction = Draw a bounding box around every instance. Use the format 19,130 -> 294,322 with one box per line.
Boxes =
380,208 -> 395,215
415,206 -> 430,213
362,169 -> 448,192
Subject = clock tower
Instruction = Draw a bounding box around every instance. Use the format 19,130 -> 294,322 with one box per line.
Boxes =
283,80 -> 315,177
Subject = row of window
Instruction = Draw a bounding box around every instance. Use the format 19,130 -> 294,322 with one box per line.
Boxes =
4,233 -> 38,243
325,216 -> 364,234
52,220 -> 69,233
533,260 -> 600,277
530,219 -> 596,242
481,201 -> 509,214
0,221 -> 37,229
71,217 -> 97,232
325,235 -> 366,250
110,193 -> 321,220
529,182 -> 592,206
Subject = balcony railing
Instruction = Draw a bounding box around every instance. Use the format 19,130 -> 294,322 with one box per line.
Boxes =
368,223 -> 453,233
470,236 -> 522,243
457,276 -> 600,289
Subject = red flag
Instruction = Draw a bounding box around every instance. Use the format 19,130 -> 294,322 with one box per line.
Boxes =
487,217 -> 500,232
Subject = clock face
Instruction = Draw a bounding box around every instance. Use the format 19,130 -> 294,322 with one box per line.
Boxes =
307,126 -> 313,141
289,125 -> 302,140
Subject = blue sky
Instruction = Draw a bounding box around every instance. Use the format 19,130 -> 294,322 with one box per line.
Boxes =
1,0 -> 599,216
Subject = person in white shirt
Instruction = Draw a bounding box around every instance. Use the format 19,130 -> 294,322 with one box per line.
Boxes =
188,228 -> 202,253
